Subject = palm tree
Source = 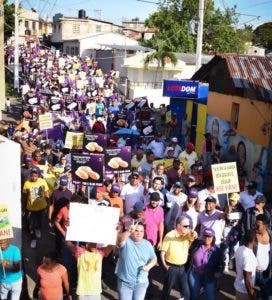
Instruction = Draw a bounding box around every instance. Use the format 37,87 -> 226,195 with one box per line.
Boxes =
144,44 -> 177,88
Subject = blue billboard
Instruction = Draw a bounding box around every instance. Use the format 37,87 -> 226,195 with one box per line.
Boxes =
163,80 -> 199,98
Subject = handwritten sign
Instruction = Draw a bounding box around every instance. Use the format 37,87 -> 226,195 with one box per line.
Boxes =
64,131 -> 84,149
66,203 -> 119,245
0,204 -> 13,240
39,113 -> 53,130
211,162 -> 240,194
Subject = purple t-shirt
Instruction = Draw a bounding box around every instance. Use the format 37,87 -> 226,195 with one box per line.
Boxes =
192,245 -> 210,271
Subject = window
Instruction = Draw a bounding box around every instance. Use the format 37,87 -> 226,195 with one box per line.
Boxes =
231,103 -> 239,129
71,47 -> 75,55
96,25 -> 101,32
25,20 -> 29,28
32,21 -> 36,30
66,46 -> 70,54
75,47 -> 79,55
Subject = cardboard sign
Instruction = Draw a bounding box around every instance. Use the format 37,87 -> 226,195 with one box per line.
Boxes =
72,153 -> 104,186
0,204 -> 13,240
64,131 -> 84,149
66,203 -> 119,245
105,147 -> 131,175
83,133 -> 107,154
211,162 -> 240,194
39,113 -> 53,130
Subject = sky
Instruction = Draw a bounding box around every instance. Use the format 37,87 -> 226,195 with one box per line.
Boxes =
19,0 -> 272,28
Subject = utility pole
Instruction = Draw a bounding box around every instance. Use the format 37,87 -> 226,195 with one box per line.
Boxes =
0,0 -> 5,116
195,0 -> 205,71
14,0 -> 19,91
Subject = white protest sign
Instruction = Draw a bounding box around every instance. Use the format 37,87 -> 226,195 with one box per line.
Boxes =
66,203 -> 119,245
211,162 -> 240,194
39,113 -> 53,130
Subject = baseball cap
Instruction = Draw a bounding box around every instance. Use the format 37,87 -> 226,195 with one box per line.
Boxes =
171,137 -> 178,143
111,184 -> 121,194
150,192 -> 160,201
255,195 -> 266,204
30,166 -> 40,174
186,143 -> 195,151
229,192 -> 240,202
131,171 -> 139,178
174,182 -> 183,188
203,228 -> 215,237
24,156 -> 33,163
64,165 -> 71,173
205,196 -> 217,203
59,176 -> 68,186
133,201 -> 145,213
246,181 -> 257,189
188,188 -> 198,198
188,175 -> 196,182
166,147 -> 174,152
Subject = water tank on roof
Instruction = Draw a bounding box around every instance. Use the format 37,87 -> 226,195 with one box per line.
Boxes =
78,9 -> 86,19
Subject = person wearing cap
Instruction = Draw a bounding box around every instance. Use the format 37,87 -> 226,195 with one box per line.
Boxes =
179,143 -> 198,170
165,182 -> 188,232
118,201 -> 145,233
222,193 -> 243,273
0,239 -> 23,300
116,222 -> 157,300
161,216 -> 198,300
120,172 -> 144,214
234,230 -> 257,300
168,137 -> 182,158
178,188 -> 200,230
48,175 -> 73,225
197,181 -> 219,211
105,184 -> 124,217
144,192 -> 164,250
240,181 -> 263,211
166,159 -> 186,190
187,227 -> 225,300
242,195 -> 270,234
196,196 -> 227,246
22,166 -> 50,248
90,186 -> 111,207
147,134 -> 165,160
253,214 -> 272,300
163,146 -> 175,159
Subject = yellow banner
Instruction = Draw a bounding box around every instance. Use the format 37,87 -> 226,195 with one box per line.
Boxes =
0,204 -> 13,240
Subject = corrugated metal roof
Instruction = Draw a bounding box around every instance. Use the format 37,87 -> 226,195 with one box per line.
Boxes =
222,54 -> 272,102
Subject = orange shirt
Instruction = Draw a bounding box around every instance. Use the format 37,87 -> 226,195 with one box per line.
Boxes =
37,263 -> 67,300
56,206 -> 69,233
105,195 -> 124,216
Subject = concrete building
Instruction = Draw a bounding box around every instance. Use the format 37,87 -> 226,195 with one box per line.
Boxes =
51,10 -> 122,47
18,7 -> 52,44
122,17 -> 156,40
121,52 -> 213,107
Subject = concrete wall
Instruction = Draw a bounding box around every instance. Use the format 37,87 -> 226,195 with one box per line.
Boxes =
207,91 -> 272,147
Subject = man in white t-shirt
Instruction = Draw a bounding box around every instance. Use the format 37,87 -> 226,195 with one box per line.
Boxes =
240,181 -> 263,211
147,133 -> 165,159
178,142 -> 198,169
120,172 -> 144,214
234,230 -> 257,299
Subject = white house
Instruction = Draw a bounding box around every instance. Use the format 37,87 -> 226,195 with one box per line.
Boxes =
121,52 -> 213,107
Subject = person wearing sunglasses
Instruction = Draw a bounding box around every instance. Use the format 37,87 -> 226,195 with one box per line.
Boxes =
160,216 -> 197,300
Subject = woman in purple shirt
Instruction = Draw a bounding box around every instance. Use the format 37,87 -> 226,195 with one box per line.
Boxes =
187,228 -> 224,300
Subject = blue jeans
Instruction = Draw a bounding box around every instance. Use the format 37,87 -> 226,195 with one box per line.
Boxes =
161,264 -> 190,300
117,278 -> 149,300
188,270 -> 216,300
0,277 -> 22,300
256,271 -> 272,300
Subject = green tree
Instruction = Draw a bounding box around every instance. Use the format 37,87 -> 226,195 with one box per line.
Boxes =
142,0 -> 252,54
144,39 -> 177,85
4,0 -> 15,39
253,22 -> 272,51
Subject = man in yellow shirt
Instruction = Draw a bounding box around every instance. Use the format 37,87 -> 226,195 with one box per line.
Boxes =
22,166 -> 49,249
160,216 -> 197,300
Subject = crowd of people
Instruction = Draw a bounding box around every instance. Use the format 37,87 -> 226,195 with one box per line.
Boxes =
1,43 -> 272,300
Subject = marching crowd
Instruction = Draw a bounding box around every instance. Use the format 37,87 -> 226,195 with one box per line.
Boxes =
1,43 -> 272,300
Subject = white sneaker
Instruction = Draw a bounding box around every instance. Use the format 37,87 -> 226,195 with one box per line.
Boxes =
223,266 -> 229,274
35,229 -> 41,239
30,239 -> 37,248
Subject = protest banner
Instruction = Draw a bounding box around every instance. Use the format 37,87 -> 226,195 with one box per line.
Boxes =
39,113 -> 53,131
0,204 -> 13,240
66,203 -> 119,245
72,153 -> 104,186
140,119 -> 155,137
105,147 -> 131,175
50,97 -> 62,111
83,133 -> 107,154
64,131 -> 84,149
211,162 -> 240,194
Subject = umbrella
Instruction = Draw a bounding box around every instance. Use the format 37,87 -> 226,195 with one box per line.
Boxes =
113,128 -> 140,136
